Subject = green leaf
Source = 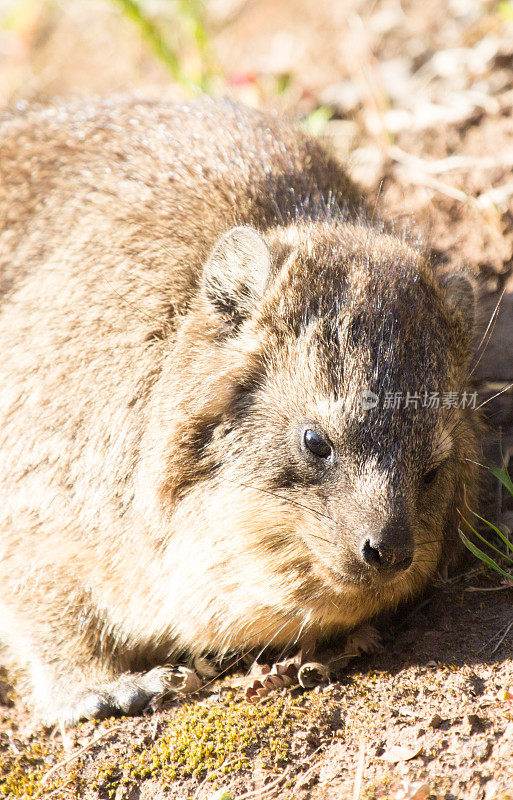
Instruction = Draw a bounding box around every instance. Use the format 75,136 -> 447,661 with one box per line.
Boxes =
301,106 -> 333,138
460,516 -> 513,564
462,498 -> 513,553
498,1 -> 513,21
487,463 -> 513,497
459,531 -> 513,582
113,0 -> 201,93
275,72 -> 292,95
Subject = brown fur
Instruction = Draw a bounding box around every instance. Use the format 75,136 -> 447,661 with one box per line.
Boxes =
0,97 -> 480,724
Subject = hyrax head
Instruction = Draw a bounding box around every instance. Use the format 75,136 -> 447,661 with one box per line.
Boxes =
166,222 -> 479,624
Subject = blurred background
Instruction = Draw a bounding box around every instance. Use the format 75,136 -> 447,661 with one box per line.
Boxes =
1,0 -> 513,393
2,1 -> 513,276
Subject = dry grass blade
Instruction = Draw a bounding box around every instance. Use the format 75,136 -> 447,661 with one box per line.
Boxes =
40,724 -> 125,786
42,780 -> 76,800
389,146 -> 513,175
292,745 -> 324,795
352,740 -> 366,800
192,757 -> 240,800
232,767 -> 290,800
465,584 -> 513,591
490,619 -> 513,655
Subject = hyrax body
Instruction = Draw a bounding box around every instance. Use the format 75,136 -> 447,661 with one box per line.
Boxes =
0,98 -> 479,724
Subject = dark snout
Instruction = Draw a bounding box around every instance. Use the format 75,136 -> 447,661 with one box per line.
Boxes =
359,516 -> 414,574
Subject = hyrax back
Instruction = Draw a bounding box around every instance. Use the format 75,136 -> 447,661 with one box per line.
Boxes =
0,98 -> 479,724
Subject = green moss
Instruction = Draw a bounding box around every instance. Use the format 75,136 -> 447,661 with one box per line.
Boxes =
126,692 -> 306,783
91,763 -> 124,799
0,737 -> 85,798
0,691 -> 323,797
363,774 -> 392,799
0,740 -> 53,798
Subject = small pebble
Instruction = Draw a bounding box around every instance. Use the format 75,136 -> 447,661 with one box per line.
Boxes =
429,713 -> 443,729
467,713 -> 487,734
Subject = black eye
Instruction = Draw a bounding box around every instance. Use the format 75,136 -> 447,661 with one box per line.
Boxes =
302,428 -> 333,460
423,465 -> 440,486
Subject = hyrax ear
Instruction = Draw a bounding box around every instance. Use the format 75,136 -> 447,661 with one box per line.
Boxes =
202,227 -> 271,326
440,272 -> 475,339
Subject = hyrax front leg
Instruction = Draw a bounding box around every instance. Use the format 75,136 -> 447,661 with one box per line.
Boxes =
1,566 -> 179,726
45,667 -> 183,726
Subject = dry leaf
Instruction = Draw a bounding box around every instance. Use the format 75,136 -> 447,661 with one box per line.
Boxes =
245,656 -> 300,702
390,780 -> 430,799
380,744 -> 422,763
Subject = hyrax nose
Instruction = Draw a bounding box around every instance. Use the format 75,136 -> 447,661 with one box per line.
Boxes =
360,519 -> 414,573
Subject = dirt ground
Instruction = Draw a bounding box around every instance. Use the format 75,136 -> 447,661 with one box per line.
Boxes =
1,0 -> 513,798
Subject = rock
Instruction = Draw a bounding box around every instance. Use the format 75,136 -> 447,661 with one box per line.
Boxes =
381,744 -> 423,763
467,713 -> 487,734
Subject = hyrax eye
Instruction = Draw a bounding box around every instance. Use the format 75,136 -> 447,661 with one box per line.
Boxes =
301,427 -> 333,460
423,465 -> 440,485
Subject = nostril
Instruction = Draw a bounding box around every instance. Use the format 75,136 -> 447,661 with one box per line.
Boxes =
360,536 -> 414,572
361,538 -> 382,567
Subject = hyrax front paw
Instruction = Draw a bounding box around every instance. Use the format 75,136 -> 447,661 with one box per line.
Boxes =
338,624 -> 383,668
53,666 -> 201,725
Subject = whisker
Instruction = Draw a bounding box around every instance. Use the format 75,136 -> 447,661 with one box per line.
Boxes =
218,476 -> 335,543
474,382 -> 513,412
469,289 -> 505,377
272,613 -> 312,665
199,609 -> 299,692
245,615 -> 303,677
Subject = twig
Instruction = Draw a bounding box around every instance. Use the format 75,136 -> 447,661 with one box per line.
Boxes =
390,146 -> 513,176
491,620 -> 513,655
40,723 -> 124,785
292,745 -> 324,795
192,757 -> 240,800
393,168 -> 474,205
465,584 -> 513,592
390,145 -> 513,212
233,767 -> 290,800
476,180 -> 513,211
439,566 -> 486,586
352,740 -> 366,800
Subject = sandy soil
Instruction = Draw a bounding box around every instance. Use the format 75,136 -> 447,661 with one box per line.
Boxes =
1,1 -> 513,797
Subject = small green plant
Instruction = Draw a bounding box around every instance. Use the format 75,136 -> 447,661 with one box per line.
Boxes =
459,461 -> 513,582
112,0 -> 217,93
300,105 -> 333,138
498,1 -> 513,22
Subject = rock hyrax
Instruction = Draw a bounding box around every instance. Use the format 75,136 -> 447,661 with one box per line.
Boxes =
0,98 -> 480,724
